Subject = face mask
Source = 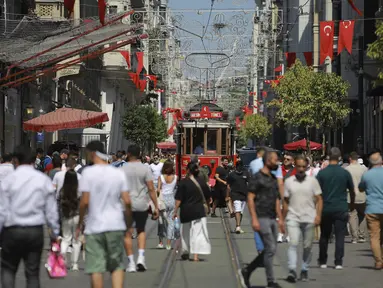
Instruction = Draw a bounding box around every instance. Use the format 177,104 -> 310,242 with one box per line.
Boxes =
295,171 -> 306,182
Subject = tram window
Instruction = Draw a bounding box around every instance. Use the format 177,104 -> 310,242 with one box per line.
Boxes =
185,128 -> 191,154
193,128 -> 205,155
207,129 -> 217,152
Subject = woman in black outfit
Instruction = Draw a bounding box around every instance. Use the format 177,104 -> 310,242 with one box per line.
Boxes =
173,162 -> 212,261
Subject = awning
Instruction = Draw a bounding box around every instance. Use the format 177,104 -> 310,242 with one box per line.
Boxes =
283,139 -> 322,151
157,142 -> 176,149
23,107 -> 109,132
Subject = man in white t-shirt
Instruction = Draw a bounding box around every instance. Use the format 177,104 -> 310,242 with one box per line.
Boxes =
150,155 -> 163,189
283,155 -> 323,283
77,141 -> 132,288
53,158 -> 81,199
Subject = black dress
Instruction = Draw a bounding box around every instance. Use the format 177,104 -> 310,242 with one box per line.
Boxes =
213,166 -> 229,208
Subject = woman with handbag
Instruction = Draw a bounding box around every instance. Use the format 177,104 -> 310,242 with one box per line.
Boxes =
173,162 -> 212,261
156,160 -> 177,250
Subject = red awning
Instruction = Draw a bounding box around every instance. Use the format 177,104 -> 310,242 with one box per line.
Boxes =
157,142 -> 176,149
283,139 -> 322,151
23,107 -> 109,132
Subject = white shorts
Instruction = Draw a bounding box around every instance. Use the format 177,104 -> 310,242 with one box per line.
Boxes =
233,200 -> 246,213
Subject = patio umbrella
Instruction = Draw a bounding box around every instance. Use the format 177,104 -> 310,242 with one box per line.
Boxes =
283,139 -> 322,151
23,107 -> 109,132
157,142 -> 176,149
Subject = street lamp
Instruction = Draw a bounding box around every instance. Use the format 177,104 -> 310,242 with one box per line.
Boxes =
26,105 -> 34,116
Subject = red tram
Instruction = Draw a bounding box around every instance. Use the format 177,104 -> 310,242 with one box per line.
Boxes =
175,102 -> 237,185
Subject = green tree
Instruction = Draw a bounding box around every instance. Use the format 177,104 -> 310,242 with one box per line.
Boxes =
121,105 -> 167,154
239,114 -> 272,145
268,60 -> 350,154
367,21 -> 383,85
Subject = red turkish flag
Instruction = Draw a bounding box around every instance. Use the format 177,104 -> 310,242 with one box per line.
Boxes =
320,21 -> 334,64
274,65 -> 283,72
347,0 -> 363,16
98,0 -> 106,25
303,52 -> 313,66
285,52 -> 296,68
120,51 -> 131,68
136,52 -> 144,75
145,74 -> 157,87
128,72 -> 138,86
338,20 -> 355,55
235,116 -> 241,130
262,91 -> 267,98
167,123 -> 177,135
138,80 -> 146,92
64,0 -> 75,14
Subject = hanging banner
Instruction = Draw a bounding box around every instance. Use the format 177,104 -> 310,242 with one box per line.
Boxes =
320,21 -> 334,64
303,52 -> 313,66
98,0 -> 106,25
285,52 -> 296,68
119,51 -> 131,68
338,20 -> 355,55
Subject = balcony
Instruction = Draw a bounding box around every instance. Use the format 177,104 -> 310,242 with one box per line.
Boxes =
35,0 -> 65,19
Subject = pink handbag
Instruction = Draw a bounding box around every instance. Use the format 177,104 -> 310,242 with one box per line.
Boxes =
45,242 -> 67,278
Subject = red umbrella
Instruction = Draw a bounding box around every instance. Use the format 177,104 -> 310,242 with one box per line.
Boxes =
157,142 -> 176,149
283,139 -> 322,151
23,107 -> 109,132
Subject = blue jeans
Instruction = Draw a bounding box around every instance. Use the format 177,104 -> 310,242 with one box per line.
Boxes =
254,232 -> 264,252
287,220 -> 315,271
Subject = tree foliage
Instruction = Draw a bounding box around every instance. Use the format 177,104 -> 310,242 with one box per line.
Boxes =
367,21 -> 383,85
121,105 -> 167,153
239,113 -> 272,143
269,60 -> 350,130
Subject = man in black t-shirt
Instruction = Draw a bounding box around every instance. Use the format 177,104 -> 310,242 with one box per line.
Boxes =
239,150 -> 284,288
227,160 -> 249,234
212,157 -> 229,217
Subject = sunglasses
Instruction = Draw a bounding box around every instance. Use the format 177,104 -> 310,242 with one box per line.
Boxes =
284,157 -> 293,161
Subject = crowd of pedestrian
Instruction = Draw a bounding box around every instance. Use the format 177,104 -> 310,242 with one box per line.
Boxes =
236,146 -> 383,288
0,142 -> 211,288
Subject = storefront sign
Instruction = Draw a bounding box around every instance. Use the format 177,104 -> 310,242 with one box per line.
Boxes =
190,106 -> 223,119
36,132 -> 44,143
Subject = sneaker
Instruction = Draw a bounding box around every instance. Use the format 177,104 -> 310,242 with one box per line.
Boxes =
238,268 -> 250,288
166,245 -> 172,250
300,270 -> 308,282
286,270 -> 297,283
351,240 -> 357,244
277,234 -> 283,243
335,265 -> 343,270
320,264 -> 327,269
267,282 -> 282,288
235,226 -> 241,234
285,236 -> 290,243
126,262 -> 136,273
358,238 -> 366,243
136,255 -> 147,272
211,213 -> 217,218
157,243 -> 164,249
71,264 -> 79,271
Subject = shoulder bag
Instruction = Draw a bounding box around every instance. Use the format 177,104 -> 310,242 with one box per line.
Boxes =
190,176 -> 210,215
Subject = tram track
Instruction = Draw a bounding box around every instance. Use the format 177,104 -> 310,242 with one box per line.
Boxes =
155,208 -> 244,288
